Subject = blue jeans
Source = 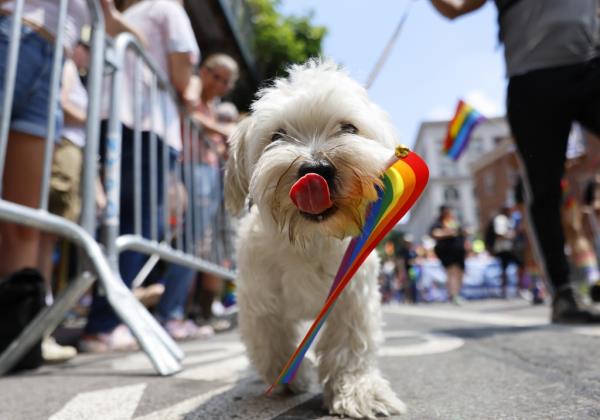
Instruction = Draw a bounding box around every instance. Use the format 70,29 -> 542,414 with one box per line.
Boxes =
193,163 -> 221,257
155,163 -> 221,323
0,15 -> 62,140
155,264 -> 196,321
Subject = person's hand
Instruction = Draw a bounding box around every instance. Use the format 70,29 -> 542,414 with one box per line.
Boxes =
182,75 -> 201,111
95,177 -> 107,214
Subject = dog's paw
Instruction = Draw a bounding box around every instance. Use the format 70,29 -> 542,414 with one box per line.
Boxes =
264,358 -> 315,395
326,373 -> 406,419
285,361 -> 315,394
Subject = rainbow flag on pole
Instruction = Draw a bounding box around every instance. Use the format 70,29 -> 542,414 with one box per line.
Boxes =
443,99 -> 485,161
266,147 -> 429,394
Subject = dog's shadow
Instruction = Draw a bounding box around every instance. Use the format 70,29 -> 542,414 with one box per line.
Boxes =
181,371 -> 328,420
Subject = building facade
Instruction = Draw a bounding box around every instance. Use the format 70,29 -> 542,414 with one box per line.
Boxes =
404,117 -> 510,241
471,138 -> 520,232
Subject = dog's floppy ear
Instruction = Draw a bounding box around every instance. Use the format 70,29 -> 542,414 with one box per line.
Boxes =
225,116 -> 253,216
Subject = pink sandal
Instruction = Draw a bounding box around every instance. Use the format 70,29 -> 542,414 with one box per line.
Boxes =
163,319 -> 214,341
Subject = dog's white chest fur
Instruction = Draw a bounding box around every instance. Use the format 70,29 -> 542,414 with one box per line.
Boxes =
236,209 -> 381,319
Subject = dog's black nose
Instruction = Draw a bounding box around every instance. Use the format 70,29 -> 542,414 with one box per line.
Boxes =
298,160 -> 336,187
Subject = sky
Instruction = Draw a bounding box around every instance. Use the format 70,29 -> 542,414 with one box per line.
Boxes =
279,0 -> 507,148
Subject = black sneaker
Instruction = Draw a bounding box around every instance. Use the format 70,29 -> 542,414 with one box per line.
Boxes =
552,285 -> 600,324
589,282 -> 600,303
0,268 -> 46,371
531,287 -> 544,305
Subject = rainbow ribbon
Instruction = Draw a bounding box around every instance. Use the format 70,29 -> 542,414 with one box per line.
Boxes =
266,147 -> 429,394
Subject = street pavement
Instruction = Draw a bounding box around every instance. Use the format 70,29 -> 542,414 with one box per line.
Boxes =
2,299 -> 600,420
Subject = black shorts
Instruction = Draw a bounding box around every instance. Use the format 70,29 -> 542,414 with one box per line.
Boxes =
435,246 -> 465,270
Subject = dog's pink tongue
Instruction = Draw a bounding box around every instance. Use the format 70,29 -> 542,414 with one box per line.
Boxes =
289,173 -> 333,215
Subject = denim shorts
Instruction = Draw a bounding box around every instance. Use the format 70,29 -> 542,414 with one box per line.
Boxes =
0,15 -> 62,140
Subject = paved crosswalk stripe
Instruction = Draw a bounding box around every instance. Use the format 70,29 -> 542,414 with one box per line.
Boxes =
384,305 -> 548,327
380,330 -> 464,356
49,383 -> 146,420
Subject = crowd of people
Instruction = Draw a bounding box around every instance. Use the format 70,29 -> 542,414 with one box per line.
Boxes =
379,186 -> 600,308
0,0 -> 241,367
429,0 -> 600,324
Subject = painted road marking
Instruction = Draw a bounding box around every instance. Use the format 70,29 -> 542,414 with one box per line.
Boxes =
111,341 -> 248,383
381,330 -> 464,356
384,305 -> 548,327
570,327 -> 600,337
135,384 -> 233,420
49,383 -> 146,420
384,305 -> 600,338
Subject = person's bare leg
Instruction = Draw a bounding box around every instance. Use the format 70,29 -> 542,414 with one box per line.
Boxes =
446,265 -> 464,300
445,266 -> 456,300
199,274 -> 222,319
0,131 -> 45,277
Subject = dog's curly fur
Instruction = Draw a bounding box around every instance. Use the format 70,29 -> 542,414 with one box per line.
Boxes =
225,60 -> 406,418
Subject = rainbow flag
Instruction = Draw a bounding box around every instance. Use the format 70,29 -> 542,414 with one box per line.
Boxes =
266,146 -> 429,394
443,100 -> 485,161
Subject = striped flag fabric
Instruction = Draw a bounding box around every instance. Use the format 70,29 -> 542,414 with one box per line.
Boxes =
443,99 -> 485,161
266,146 -> 429,394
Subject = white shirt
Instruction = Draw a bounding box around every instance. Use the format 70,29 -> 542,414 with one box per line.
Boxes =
1,0 -> 88,52
61,59 -> 88,148
493,214 -> 515,254
118,0 -> 200,152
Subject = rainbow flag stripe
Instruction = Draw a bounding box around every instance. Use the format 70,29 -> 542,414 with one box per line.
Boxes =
266,148 -> 429,394
443,100 -> 485,161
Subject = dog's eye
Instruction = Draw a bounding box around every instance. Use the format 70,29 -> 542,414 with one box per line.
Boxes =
271,129 -> 287,142
340,123 -> 358,135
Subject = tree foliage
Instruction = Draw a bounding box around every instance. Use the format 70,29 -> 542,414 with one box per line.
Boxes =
248,0 -> 327,79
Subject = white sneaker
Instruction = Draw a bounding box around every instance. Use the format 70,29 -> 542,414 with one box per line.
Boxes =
42,337 -> 77,363
212,301 -> 226,316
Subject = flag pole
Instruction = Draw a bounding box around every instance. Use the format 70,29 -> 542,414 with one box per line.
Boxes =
365,0 -> 417,90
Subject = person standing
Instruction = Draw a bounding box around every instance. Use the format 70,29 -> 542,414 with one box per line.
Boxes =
430,205 -> 467,305
0,0 -> 136,285
80,0 -> 201,351
491,206 -> 517,298
191,54 -> 239,327
430,0 -> 600,323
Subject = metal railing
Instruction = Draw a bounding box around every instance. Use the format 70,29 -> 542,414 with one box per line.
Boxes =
105,33 -> 235,282
0,0 -> 235,376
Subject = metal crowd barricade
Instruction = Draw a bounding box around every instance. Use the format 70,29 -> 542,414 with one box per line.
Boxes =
105,33 -> 236,283
0,0 -> 235,376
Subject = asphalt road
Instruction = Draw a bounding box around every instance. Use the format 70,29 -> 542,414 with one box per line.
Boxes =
2,299 -> 600,420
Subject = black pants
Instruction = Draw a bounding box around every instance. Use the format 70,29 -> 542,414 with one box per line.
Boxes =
87,122 -> 168,333
507,58 -> 600,291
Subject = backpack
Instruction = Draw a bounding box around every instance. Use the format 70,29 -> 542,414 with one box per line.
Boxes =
484,218 -> 497,255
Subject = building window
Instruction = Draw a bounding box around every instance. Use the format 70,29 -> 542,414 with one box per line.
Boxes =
444,186 -> 460,202
470,136 -> 484,156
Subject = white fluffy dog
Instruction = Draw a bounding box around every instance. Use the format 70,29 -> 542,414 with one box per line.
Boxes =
225,60 -> 406,418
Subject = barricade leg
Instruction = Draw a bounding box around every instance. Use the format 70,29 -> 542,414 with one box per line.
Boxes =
0,202 -> 182,376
